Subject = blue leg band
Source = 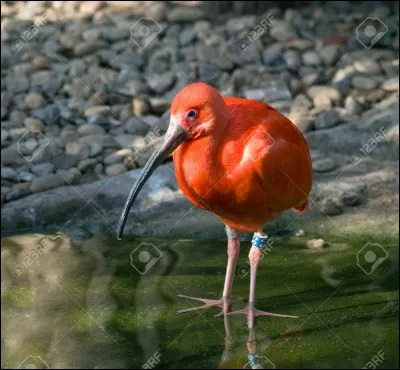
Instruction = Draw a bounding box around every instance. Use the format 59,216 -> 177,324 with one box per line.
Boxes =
248,353 -> 258,367
251,233 -> 270,248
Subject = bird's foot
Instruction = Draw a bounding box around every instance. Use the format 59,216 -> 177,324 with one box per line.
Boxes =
225,303 -> 299,320
176,295 -> 236,315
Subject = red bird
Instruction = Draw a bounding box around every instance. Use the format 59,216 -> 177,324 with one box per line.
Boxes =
118,82 -> 312,328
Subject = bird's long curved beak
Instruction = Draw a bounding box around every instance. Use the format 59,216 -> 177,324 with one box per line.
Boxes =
117,121 -> 187,239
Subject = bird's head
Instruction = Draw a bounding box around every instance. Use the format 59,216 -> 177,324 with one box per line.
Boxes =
117,82 -> 227,239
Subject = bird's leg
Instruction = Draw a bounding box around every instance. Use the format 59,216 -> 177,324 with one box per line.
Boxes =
176,226 -> 240,314
226,231 -> 298,327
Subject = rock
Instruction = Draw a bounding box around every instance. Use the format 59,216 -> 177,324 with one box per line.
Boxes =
149,98 -> 170,114
31,71 -> 54,87
132,98 -> 151,117
125,117 -> 149,135
10,110 -> 26,125
65,141 -> 90,160
291,94 -> 313,113
105,163 -> 126,177
24,117 -> 44,131
351,76 -> 377,90
306,239 -> 326,249
103,149 -> 131,165
179,27 -> 196,46
146,73 -> 176,94
84,105 -> 111,117
52,154 -> 80,170
31,174 -> 65,193
57,169 -> 80,184
32,103 -> 62,125
74,41 -> 108,57
302,51 -> 322,66
312,157 -> 337,173
354,60 -> 381,75
77,124 -> 106,136
1,167 -> 18,181
244,89 -> 265,101
382,77 -> 399,92
25,93 -> 46,109
285,38 -> 314,51
314,109 -> 341,130
340,191 -> 366,207
289,114 -> 314,133
147,1 -> 167,22
6,183 -> 32,202
269,20 -> 296,42
77,158 -> 98,172
6,74 -> 29,94
167,6 -> 205,23
320,198 -> 343,216
283,49 -> 301,70
88,141 -> 103,157
308,86 -> 341,103
114,135 -> 136,149
33,56 -> 50,69
344,96 -> 363,116
31,162 -> 56,177
17,171 -> 37,182
319,44 -> 340,66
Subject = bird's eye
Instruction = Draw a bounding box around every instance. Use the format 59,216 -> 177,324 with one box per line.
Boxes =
187,109 -> 198,120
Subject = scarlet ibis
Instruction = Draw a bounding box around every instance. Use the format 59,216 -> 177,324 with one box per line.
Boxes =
118,82 -> 312,329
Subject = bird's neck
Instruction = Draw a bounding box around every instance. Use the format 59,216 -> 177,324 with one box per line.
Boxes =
173,127 -> 226,186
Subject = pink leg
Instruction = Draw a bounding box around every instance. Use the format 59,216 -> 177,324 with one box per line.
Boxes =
226,231 -> 298,328
177,226 -> 240,314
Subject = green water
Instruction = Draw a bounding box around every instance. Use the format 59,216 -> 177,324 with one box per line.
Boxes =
1,231 -> 398,369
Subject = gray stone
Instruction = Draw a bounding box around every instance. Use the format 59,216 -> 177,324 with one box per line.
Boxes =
125,117 -> 150,135
354,60 -> 381,75
146,73 -> 176,94
314,109 -> 341,129
77,124 -> 106,136
31,174 -> 65,193
74,41 -> 108,57
351,76 -> 378,90
17,171 -> 37,182
25,93 -> 46,109
31,162 -> 55,177
302,51 -> 322,66
167,6 -> 205,22
312,158 -> 337,173
1,167 -> 18,181
103,149 -> 131,165
77,158 -> 98,172
320,198 -> 343,216
340,191 -> 366,207
382,77 -> 399,92
319,44 -> 340,66
105,163 -> 126,177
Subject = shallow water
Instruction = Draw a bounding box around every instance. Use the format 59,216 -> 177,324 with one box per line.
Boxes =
1,232 -> 399,369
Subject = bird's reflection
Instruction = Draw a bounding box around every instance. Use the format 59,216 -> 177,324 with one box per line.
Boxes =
218,314 -> 263,369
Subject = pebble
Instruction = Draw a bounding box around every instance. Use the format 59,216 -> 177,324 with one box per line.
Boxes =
105,163 -> 126,177
167,7 -> 205,22
320,198 -> 343,216
306,239 -> 326,249
314,109 -> 341,129
1,167 -> 18,181
382,77 -> 399,92
351,76 -> 378,90
31,174 -> 65,193
312,157 -> 337,172
31,162 -> 55,177
25,93 -> 46,109
302,51 -> 322,66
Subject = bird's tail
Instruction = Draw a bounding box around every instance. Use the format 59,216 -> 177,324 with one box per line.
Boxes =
292,199 -> 309,213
